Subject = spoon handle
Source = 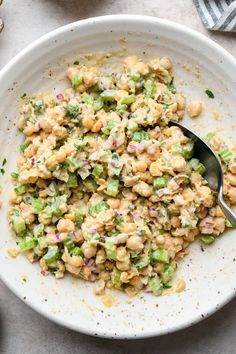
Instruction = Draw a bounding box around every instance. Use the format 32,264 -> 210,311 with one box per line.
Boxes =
218,186 -> 236,228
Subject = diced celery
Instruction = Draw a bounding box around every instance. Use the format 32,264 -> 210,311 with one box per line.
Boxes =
120,95 -> 135,105
38,237 -> 48,250
71,247 -> 83,256
19,239 -> 38,251
89,201 -> 109,215
172,144 -> 183,155
72,74 -> 83,88
200,235 -> 215,245
33,224 -> 44,238
67,173 -> 78,188
116,104 -> 128,116
100,89 -> 116,102
65,157 -> 81,172
101,120 -> 115,135
12,216 -> 26,234
14,185 -> 27,196
66,104 -> 80,118
106,178 -> 119,197
135,256 -> 150,270
225,219 -> 233,228
82,93 -> 94,105
43,246 -> 60,264
130,68 -> 141,82
153,176 -> 167,190
110,153 -> 123,176
83,177 -> 98,192
132,131 -> 149,142
148,277 -> 162,295
151,248 -> 169,264
189,158 -> 206,175
111,267 -> 121,288
144,80 -> 156,99
32,198 -> 45,214
161,264 -> 175,283
93,97 -> 104,111
219,148 -> 233,164
20,144 -> 28,153
205,132 -> 214,143
105,241 -> 117,260
92,164 -> 103,179
182,140 -> 194,159
64,238 -> 75,252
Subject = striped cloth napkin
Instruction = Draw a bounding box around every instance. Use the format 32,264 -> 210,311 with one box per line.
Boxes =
194,0 -> 236,31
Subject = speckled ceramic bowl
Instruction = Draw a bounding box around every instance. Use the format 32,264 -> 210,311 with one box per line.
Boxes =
0,15 -> 236,339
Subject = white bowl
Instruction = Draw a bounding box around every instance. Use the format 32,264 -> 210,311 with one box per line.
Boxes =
0,15 -> 236,339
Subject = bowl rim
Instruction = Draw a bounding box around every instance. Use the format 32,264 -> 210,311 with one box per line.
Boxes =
0,14 -> 236,339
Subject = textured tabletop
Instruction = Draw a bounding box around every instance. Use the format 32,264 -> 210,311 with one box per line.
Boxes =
0,1 -> 236,353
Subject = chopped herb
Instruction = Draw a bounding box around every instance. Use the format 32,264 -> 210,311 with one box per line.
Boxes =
168,77 -> 176,94
205,89 -> 214,99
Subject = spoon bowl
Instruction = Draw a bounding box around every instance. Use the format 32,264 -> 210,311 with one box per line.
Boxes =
170,121 -> 236,227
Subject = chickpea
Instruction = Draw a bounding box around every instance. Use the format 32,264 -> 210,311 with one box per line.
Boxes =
9,191 -> 22,204
116,247 -> 127,262
133,160 -> 147,173
171,155 -> 187,172
132,181 -> 153,197
70,255 -> 84,267
119,223 -> 136,233
129,276 -> 143,290
96,249 -> 106,264
126,236 -> 144,251
81,242 -> 97,258
18,115 -> 26,130
229,159 -> 236,174
116,261 -> 130,271
149,162 -> 162,176
159,57 -> 172,71
176,279 -> 186,293
91,120 -> 102,133
228,172 -> 236,186
56,150 -> 66,163
57,219 -> 75,232
107,198 -> 120,209
156,235 -> 165,245
176,94 -> 186,110
81,116 -> 94,130
187,100 -> 202,118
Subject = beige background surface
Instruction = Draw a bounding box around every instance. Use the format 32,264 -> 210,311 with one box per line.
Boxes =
0,1 -> 236,353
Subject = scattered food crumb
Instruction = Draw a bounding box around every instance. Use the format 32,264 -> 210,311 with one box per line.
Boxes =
7,248 -> 20,258
102,295 -> 117,308
213,111 -> 219,120
176,279 -> 186,293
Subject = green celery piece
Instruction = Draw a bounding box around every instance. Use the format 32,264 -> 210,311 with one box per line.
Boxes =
65,157 -> 81,173
93,97 -> 104,111
225,219 -> 233,228
168,77 -> 176,94
135,256 -> 150,270
101,120 -> 115,135
66,104 -> 80,118
116,104 -> 128,116
151,248 -> 169,264
200,235 -> 215,245
182,140 -> 194,159
32,198 -> 45,214
161,264 -> 175,283
153,176 -> 167,190
12,216 -> 26,234
205,132 -> 214,143
129,68 -> 141,82
144,80 -> 156,99
172,144 -> 183,155
38,237 -> 48,250
100,89 -> 116,102
67,173 -> 78,188
89,201 -> 109,215
105,241 -> 117,260
33,224 -> 44,238
189,158 -> 206,175
19,239 -> 38,251
132,131 -> 149,142
72,74 -> 83,88
75,204 -> 88,217
83,177 -> 98,192
106,178 -> 119,197
92,164 -> 103,179
148,277 -> 162,295
82,93 -> 94,105
64,238 -> 75,252
111,267 -> 121,288
71,247 -> 83,256
120,95 -> 135,105
14,185 -> 27,196
218,148 -> 233,164
130,251 -> 140,259
43,246 -> 60,264
110,153 -> 123,176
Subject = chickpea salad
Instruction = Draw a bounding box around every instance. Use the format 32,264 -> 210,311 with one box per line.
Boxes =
8,55 -> 235,297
